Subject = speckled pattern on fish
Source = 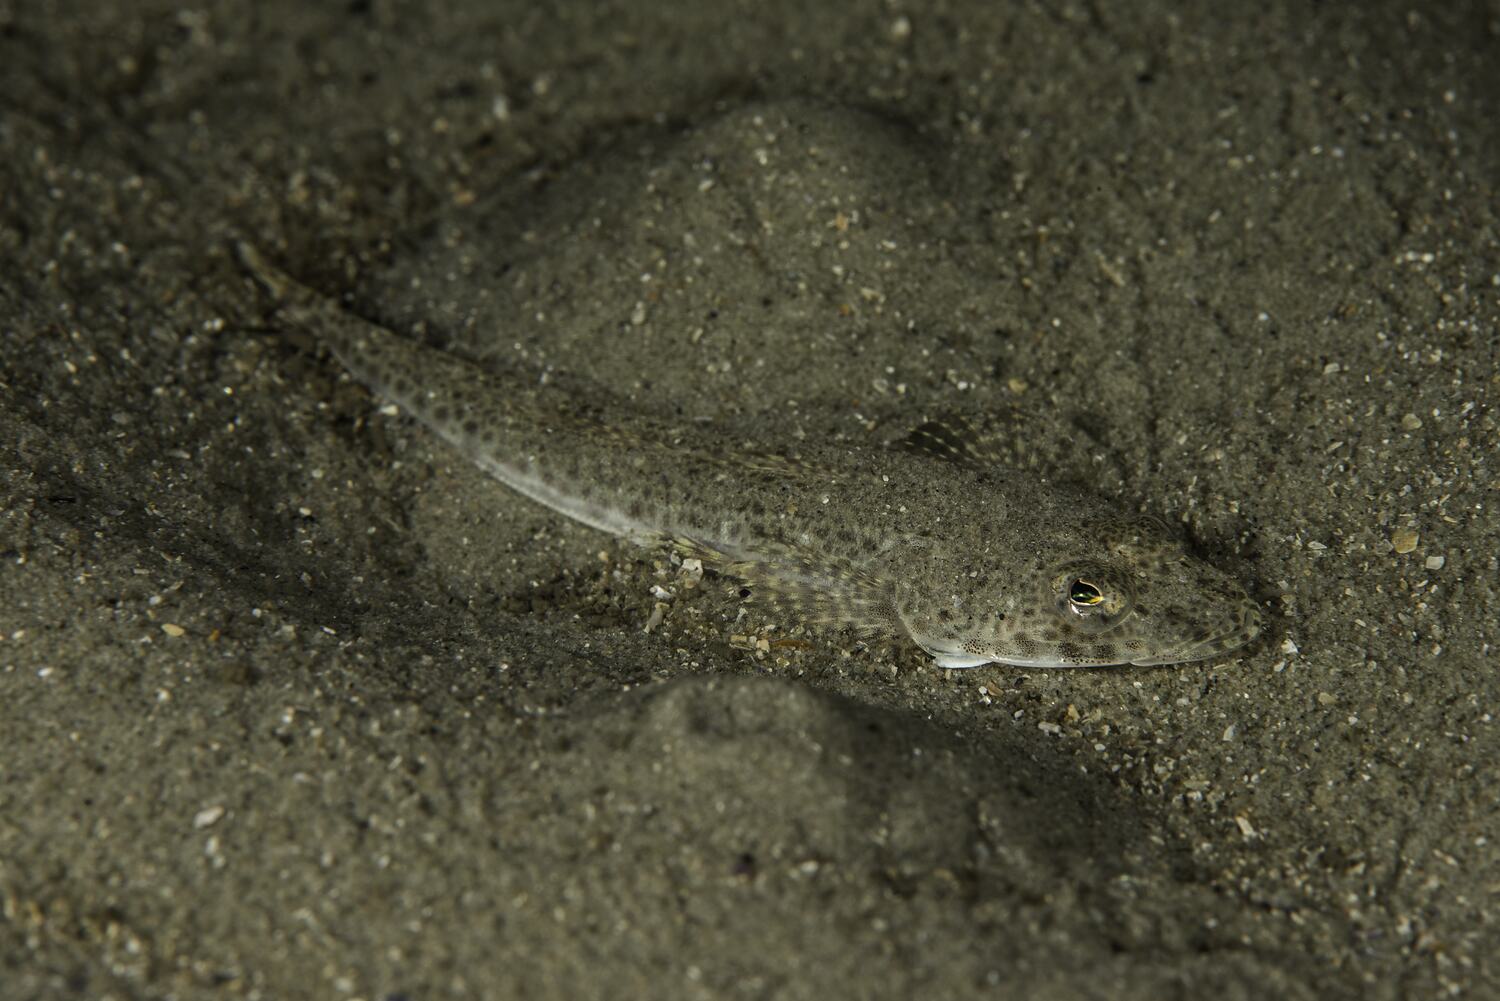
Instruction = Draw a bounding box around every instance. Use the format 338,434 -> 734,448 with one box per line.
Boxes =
238,243 -> 1262,669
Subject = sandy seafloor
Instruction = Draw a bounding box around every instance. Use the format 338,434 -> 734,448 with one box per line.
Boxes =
2,1 -> 1498,998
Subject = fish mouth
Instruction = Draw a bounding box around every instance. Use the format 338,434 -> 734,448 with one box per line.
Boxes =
919,602 -> 1264,670
922,639 -> 1128,670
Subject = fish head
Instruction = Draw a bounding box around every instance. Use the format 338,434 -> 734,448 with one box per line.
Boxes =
898,514 -> 1262,669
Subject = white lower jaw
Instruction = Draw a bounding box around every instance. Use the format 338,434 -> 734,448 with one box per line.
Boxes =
926,650 -> 1125,670
929,651 -> 996,669
929,642 -> 1244,670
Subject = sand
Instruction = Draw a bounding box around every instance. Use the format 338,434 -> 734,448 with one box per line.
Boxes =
2,2 -> 1496,998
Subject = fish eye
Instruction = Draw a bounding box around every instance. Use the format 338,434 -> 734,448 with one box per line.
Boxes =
1052,564 -> 1133,633
1068,579 -> 1104,607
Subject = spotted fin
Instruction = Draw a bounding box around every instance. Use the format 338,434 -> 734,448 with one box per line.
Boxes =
672,536 -> 894,634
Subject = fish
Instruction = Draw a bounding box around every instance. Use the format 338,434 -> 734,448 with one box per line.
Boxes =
237,242 -> 1262,669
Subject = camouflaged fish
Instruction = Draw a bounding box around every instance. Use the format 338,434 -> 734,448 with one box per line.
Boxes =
238,243 -> 1262,669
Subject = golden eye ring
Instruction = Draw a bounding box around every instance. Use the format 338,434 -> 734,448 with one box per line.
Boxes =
1068,579 -> 1104,607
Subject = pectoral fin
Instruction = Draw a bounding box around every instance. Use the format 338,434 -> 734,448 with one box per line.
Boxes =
672,536 -> 894,634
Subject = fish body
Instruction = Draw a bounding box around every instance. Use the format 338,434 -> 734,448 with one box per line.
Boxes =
239,243 -> 1261,669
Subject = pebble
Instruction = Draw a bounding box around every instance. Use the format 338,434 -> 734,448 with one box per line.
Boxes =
1391,528 -> 1419,554
194,805 -> 225,829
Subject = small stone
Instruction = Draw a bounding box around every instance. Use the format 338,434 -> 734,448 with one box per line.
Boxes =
1391,527 -> 1419,553
1401,413 -> 1423,430
161,623 -> 185,637
1424,555 -> 1445,570
1317,691 -> 1337,706
194,805 -> 225,829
